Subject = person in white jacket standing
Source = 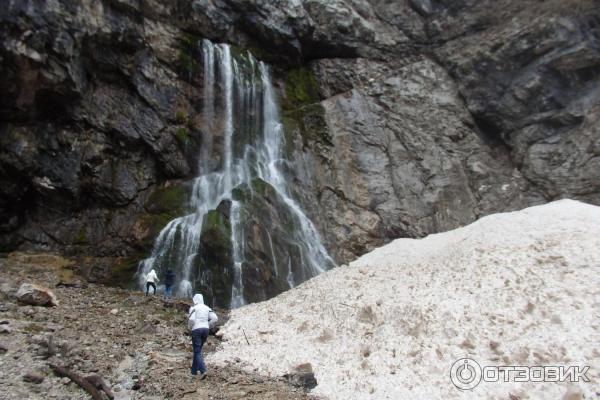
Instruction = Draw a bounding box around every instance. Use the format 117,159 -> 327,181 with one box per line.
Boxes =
145,269 -> 159,296
188,293 -> 218,379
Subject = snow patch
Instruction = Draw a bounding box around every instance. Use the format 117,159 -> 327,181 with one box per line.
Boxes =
210,200 -> 600,399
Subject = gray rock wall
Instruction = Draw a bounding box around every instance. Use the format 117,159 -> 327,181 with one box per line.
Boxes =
1,0 -> 598,278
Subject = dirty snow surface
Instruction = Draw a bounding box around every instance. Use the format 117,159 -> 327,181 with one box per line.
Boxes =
211,200 -> 600,399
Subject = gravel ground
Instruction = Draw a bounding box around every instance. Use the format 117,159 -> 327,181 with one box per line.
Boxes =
0,252 -> 313,400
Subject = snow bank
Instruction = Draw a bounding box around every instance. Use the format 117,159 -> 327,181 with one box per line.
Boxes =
210,200 -> 600,399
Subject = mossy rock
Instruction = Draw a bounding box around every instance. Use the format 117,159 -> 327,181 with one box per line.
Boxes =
139,213 -> 174,236
174,126 -> 190,145
300,103 -> 333,146
73,226 -> 87,244
201,209 -> 232,247
283,102 -> 333,147
175,110 -> 187,124
284,67 -> 320,109
145,183 -> 190,215
178,34 -> 200,78
195,205 -> 234,308
281,114 -> 301,156
232,185 -> 249,202
231,178 -> 277,204
251,177 -> 273,197
281,67 -> 332,148
108,255 -> 144,288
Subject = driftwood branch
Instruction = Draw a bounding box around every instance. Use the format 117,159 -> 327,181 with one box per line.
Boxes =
85,373 -> 115,400
49,364 -> 103,400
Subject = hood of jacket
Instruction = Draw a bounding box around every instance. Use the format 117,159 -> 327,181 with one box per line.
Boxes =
193,294 -> 204,305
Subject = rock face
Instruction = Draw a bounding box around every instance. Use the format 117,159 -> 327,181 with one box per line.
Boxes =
0,1 -> 203,264
286,58 -> 544,260
275,0 -> 600,261
1,1 -> 599,285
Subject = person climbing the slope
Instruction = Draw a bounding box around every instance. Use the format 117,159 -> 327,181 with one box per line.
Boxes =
164,269 -> 176,300
145,269 -> 159,296
188,293 -> 218,379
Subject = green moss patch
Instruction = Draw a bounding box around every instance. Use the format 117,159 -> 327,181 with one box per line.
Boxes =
108,255 -> 143,288
202,210 -> 231,238
139,213 -> 174,238
174,127 -> 190,145
144,183 -> 189,215
175,110 -> 187,124
73,226 -> 87,244
251,177 -> 272,196
195,206 -> 234,308
284,67 -> 320,108
280,66 -> 333,149
232,185 -> 249,202
178,34 -> 200,77
283,103 -> 333,148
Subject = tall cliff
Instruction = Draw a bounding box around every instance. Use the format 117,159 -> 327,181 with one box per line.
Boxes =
1,0 -> 599,286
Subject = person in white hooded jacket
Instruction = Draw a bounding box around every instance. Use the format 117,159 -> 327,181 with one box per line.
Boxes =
145,269 -> 159,296
188,293 -> 218,379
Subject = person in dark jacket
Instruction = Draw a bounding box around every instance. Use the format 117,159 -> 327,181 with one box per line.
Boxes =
164,269 -> 176,299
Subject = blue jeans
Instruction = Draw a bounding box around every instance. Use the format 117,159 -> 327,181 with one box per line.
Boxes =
191,328 -> 209,375
164,285 -> 173,299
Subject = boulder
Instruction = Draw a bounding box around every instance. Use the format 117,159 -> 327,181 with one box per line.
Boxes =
285,363 -> 318,389
23,371 -> 45,384
16,283 -> 59,307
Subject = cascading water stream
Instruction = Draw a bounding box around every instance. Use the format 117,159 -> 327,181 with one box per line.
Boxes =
137,40 -> 335,307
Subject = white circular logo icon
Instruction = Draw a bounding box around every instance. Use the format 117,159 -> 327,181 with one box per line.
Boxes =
450,358 -> 482,390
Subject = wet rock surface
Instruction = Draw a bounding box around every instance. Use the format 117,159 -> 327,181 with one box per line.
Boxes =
0,252 -> 313,400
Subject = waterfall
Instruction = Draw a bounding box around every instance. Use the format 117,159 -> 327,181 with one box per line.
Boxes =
136,40 -> 335,307
200,42 -> 214,173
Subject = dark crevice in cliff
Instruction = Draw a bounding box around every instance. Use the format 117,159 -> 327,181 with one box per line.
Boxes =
469,113 -> 510,149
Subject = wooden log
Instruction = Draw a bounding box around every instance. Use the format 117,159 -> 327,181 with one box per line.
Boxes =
49,364 -> 103,400
85,374 -> 115,400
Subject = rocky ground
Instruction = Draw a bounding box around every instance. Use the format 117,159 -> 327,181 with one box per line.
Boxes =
0,252 -> 314,400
